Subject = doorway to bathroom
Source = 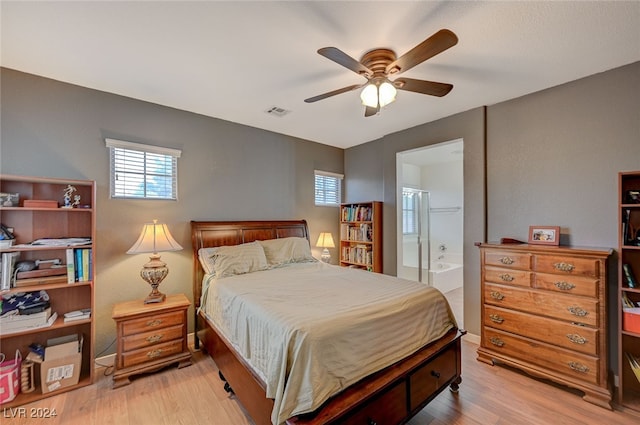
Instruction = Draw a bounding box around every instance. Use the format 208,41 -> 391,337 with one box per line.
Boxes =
396,139 -> 464,327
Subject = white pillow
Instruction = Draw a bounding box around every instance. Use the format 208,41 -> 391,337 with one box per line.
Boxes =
198,241 -> 268,277
258,237 -> 316,266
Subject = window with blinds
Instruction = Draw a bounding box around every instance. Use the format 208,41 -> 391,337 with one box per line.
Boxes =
402,189 -> 418,235
314,170 -> 343,206
106,139 -> 181,200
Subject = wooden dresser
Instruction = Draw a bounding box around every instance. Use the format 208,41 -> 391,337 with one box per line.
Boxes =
477,243 -> 612,409
112,293 -> 192,388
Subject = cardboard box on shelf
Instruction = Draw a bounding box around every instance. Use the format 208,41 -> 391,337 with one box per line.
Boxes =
39,333 -> 82,394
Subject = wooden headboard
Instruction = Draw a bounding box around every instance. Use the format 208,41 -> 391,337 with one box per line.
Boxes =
190,220 -> 310,310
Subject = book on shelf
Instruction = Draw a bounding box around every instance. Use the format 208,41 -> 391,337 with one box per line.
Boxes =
14,275 -> 68,287
1,251 -> 19,290
622,293 -> 640,308
66,248 -> 92,283
623,263 -> 638,288
625,352 -> 640,384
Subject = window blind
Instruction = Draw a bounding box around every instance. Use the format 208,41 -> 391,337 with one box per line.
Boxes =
314,170 -> 343,206
106,138 -> 181,200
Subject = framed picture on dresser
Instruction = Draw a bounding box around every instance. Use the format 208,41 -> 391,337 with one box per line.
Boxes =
528,225 -> 560,245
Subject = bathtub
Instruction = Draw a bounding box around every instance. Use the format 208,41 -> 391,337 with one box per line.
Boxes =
429,260 -> 463,293
397,251 -> 463,293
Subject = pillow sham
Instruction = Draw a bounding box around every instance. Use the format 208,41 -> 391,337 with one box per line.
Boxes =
258,237 -> 316,266
198,241 -> 268,277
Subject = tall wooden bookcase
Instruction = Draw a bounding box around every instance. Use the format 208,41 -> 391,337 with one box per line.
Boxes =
0,174 -> 95,406
339,201 -> 382,273
618,171 -> 640,413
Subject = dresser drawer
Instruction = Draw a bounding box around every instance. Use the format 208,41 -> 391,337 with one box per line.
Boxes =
409,345 -> 457,411
533,273 -> 598,298
483,328 -> 599,385
122,324 -> 184,352
341,381 -> 407,425
484,251 -> 532,270
484,283 -> 598,326
485,266 -> 532,287
120,339 -> 185,368
484,305 -> 598,355
534,255 -> 600,277
121,311 -> 184,336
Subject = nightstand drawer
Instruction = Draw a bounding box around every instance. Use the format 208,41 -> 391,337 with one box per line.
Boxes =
122,324 -> 184,352
121,339 -> 185,368
121,311 -> 184,336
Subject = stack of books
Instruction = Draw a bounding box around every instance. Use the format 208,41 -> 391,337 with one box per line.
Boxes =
63,308 -> 91,323
0,307 -> 57,335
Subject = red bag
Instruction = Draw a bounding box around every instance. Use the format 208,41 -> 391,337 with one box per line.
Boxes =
0,350 -> 22,404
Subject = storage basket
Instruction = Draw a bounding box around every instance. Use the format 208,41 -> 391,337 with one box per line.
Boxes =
0,350 -> 22,404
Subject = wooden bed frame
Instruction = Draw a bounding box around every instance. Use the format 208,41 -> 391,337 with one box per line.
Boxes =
191,220 -> 464,425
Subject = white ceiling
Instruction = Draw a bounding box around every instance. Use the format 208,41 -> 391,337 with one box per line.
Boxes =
2,1 -> 639,149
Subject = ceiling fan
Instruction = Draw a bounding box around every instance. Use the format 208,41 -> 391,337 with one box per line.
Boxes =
304,29 -> 458,117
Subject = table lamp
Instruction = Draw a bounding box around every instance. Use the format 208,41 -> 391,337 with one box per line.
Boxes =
316,232 -> 335,263
127,219 -> 183,304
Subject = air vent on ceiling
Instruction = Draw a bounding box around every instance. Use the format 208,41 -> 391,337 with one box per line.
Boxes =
265,106 -> 291,118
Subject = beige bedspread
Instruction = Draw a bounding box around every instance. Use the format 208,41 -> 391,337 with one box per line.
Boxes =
201,261 -> 457,425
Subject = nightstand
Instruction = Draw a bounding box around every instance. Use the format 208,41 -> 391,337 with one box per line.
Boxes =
112,293 -> 192,388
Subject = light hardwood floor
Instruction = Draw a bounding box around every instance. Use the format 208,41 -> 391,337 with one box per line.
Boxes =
3,339 -> 638,425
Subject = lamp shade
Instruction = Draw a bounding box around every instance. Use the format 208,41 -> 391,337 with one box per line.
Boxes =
127,220 -> 183,254
316,232 -> 335,248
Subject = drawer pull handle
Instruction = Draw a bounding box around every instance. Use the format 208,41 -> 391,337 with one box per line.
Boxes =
490,337 -> 505,347
567,306 -> 588,317
554,281 -> 575,291
499,257 -> 514,265
489,314 -> 504,324
566,334 -> 587,345
490,291 -> 505,300
554,262 -> 575,272
431,370 -> 441,379
146,334 -> 164,343
568,362 -> 589,374
147,349 -> 164,359
499,274 -> 514,282
146,319 -> 164,327
367,419 -> 378,425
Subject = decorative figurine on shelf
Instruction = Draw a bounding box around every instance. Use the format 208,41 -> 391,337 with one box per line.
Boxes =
62,185 -> 80,209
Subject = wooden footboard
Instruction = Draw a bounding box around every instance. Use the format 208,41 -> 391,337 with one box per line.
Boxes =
199,309 -> 464,425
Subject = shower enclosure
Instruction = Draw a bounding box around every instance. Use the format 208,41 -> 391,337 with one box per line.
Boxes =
399,188 -> 431,284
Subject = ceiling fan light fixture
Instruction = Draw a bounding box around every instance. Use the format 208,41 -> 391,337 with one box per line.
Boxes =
360,83 -> 379,107
378,81 -> 397,107
360,79 -> 397,108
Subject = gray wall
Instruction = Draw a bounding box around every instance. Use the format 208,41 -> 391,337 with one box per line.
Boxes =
0,68 -> 344,355
345,61 -> 640,373
345,107 -> 486,343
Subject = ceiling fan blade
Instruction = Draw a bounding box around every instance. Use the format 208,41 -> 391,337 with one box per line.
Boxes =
385,29 -> 458,75
364,105 -> 378,117
318,47 -> 373,77
394,78 -> 453,97
304,84 -> 363,103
